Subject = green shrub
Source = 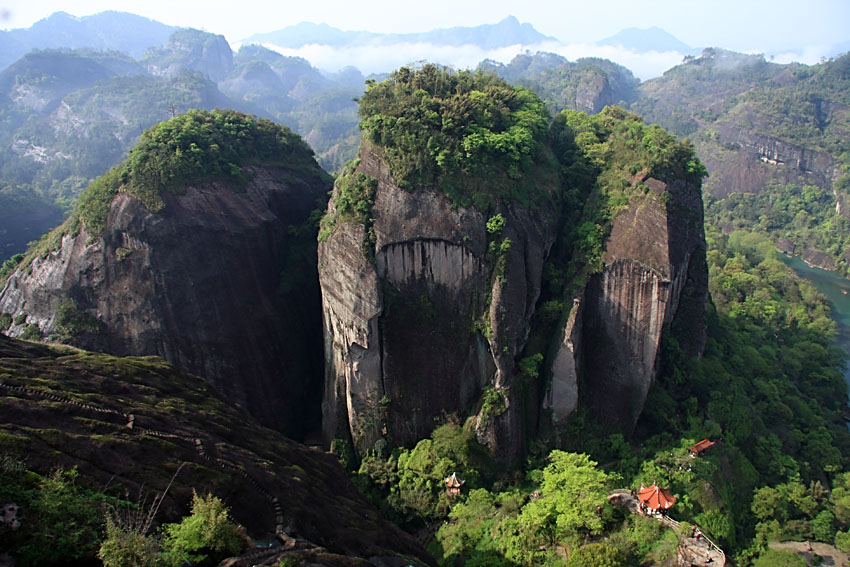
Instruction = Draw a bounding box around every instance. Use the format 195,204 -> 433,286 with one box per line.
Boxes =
98,517 -> 161,567
55,298 -> 103,338
0,313 -> 11,330
9,468 -> 105,567
331,437 -> 357,472
480,387 -> 508,421
486,214 -> 506,235
159,492 -> 243,567
0,253 -> 24,284
335,171 -> 378,223
13,313 -> 26,325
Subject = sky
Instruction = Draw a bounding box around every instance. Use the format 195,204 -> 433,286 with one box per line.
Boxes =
1,0 -> 848,78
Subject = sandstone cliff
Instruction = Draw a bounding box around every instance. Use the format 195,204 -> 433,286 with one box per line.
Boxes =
145,29 -> 234,81
321,70 -> 708,457
319,141 -> 558,457
541,108 -> 709,435
583,177 -> 706,430
0,112 -> 331,439
699,126 -> 838,200
544,177 -> 707,432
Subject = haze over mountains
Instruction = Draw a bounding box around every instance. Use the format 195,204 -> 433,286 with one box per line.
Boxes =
3,10 -> 845,81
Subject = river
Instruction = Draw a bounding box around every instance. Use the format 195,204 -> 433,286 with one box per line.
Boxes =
779,255 -> 850,414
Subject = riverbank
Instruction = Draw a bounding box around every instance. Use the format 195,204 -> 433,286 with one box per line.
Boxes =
779,253 -> 850,427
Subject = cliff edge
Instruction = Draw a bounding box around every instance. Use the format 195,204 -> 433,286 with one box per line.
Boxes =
0,109 -> 331,439
318,66 -> 560,459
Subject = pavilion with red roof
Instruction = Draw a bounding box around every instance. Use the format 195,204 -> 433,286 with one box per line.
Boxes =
637,484 -> 676,515
690,439 -> 716,457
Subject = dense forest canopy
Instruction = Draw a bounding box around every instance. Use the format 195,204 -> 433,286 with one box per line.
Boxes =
357,64 -> 556,208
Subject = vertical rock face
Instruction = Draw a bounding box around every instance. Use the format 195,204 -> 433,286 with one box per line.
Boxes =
544,298 -> 582,423
703,125 -> 837,200
582,177 -> 707,431
0,164 -> 330,439
319,143 -> 558,457
146,29 -> 234,82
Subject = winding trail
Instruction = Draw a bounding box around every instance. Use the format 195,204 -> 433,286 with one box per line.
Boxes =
0,379 -> 294,547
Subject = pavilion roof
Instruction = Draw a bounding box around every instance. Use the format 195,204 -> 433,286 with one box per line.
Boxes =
690,439 -> 716,454
637,484 -> 676,511
445,472 -> 465,488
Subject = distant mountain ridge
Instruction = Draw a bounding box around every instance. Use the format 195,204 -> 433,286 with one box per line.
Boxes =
245,15 -> 556,49
598,26 -> 695,54
0,11 -> 176,70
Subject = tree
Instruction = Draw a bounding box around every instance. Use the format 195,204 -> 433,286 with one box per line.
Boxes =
830,473 -> 850,526
567,543 -> 625,567
509,451 -> 611,555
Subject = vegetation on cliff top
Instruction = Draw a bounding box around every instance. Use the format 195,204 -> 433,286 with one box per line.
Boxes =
358,64 -> 557,208
76,108 -> 320,232
0,109 -> 326,289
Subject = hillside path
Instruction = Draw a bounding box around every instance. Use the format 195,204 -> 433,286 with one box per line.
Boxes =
769,541 -> 849,566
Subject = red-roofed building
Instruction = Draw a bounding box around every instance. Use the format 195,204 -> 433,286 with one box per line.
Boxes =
690,439 -> 716,457
637,484 -> 676,515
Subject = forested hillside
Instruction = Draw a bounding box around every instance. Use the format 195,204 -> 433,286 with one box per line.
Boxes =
0,32 -> 363,261
634,50 -> 850,275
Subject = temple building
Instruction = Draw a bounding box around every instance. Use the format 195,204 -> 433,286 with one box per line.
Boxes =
444,472 -> 465,496
638,483 -> 676,515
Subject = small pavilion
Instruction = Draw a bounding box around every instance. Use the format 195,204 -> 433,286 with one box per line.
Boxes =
637,483 -> 676,516
689,439 -> 716,458
444,472 -> 465,497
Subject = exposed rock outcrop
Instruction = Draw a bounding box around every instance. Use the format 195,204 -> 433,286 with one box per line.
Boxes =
319,142 -> 558,458
0,163 -> 330,439
543,298 -> 582,423
145,29 -> 234,81
575,72 -> 615,114
581,177 -> 707,431
0,334 -> 432,565
701,126 -> 838,200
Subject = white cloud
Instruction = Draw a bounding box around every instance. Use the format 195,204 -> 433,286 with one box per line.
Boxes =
770,44 -> 834,65
542,42 -> 685,81
259,39 -> 687,82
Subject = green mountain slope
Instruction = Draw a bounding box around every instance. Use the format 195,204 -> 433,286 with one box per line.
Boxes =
633,49 -> 850,274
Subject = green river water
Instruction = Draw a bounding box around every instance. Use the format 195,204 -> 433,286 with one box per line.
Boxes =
779,255 -> 850,414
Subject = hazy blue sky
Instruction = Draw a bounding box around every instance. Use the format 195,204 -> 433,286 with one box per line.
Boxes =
2,0 -> 848,54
